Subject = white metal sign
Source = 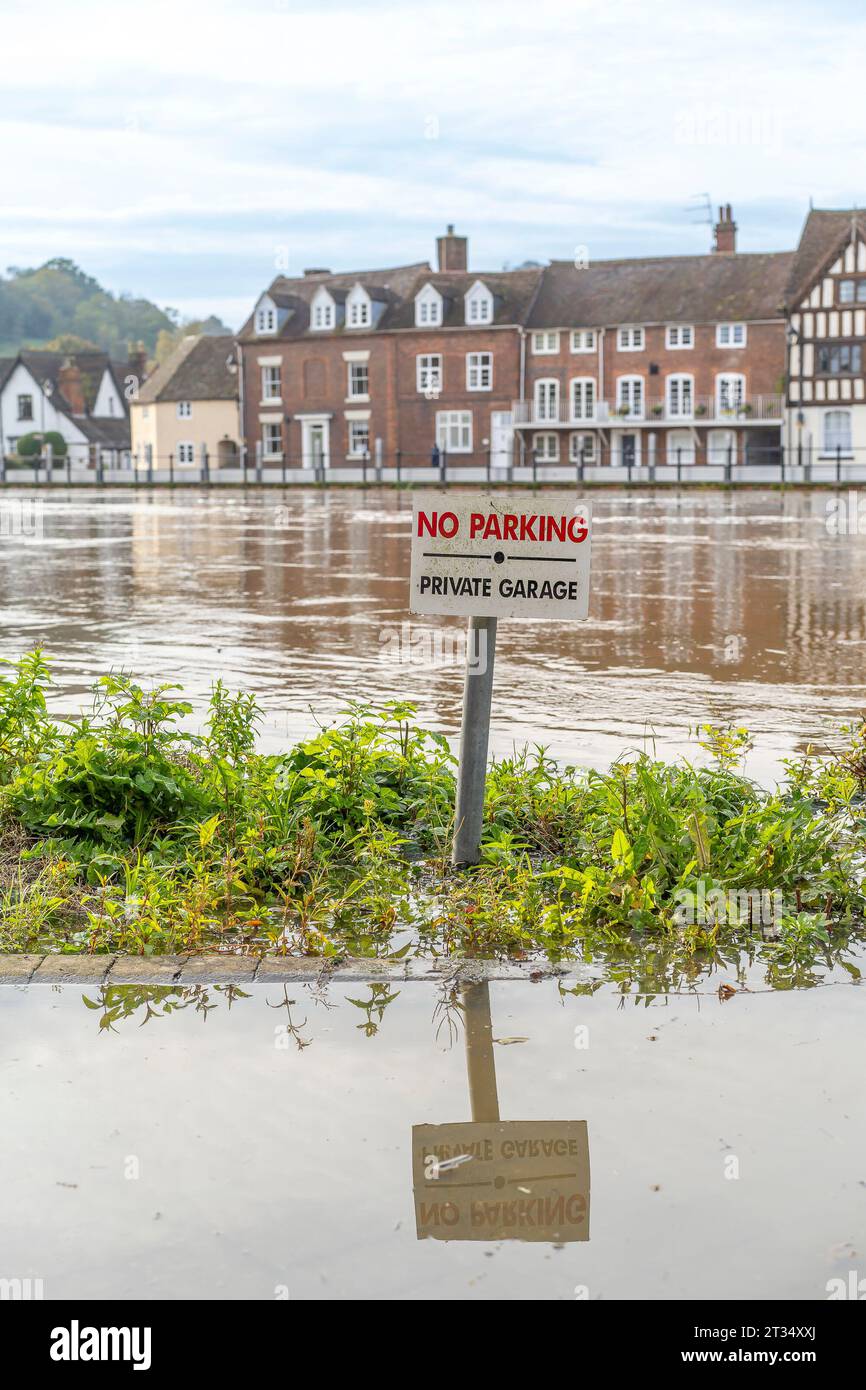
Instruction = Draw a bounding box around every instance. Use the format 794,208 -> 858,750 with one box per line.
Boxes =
409,492 -> 591,619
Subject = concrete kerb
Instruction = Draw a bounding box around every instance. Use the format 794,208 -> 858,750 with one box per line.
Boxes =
0,953 -> 573,986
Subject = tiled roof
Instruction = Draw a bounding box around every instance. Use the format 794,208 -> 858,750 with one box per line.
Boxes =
237,262 -> 430,339
136,334 -> 238,404
386,268 -> 544,330
18,349 -> 120,414
527,252 -> 794,329
74,416 -> 131,448
785,208 -> 866,307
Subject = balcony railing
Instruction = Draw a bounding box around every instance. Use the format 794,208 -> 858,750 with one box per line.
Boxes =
512,395 -> 784,426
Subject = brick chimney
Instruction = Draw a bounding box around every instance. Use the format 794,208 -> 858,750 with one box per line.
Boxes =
57,358 -> 86,415
127,342 -> 148,388
713,204 -> 737,254
436,224 -> 468,272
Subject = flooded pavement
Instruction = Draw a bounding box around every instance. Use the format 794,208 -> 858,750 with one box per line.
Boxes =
1,487 -> 865,783
1,974 -> 864,1300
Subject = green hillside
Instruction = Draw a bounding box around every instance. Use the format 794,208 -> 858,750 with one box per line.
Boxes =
0,259 -> 228,359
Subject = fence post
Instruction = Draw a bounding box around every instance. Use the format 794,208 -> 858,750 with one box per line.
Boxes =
0,450 -> 5,484
241,442 -> 248,485
396,449 -> 402,486
725,444 -> 733,485
440,448 -> 447,486
255,440 -> 263,484
66,451 -> 72,485
487,446 -> 492,485
532,450 -> 538,488
200,442 -> 209,485
94,443 -> 104,484
837,443 -> 842,485
169,452 -> 175,486
676,446 -> 682,484
44,442 -> 53,484
281,451 -> 287,485
146,442 -> 154,485
362,450 -> 368,487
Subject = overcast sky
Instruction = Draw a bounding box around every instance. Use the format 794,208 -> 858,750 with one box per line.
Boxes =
2,0 -> 864,329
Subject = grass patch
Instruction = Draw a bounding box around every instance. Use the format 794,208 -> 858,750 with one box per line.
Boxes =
1,650 -> 864,988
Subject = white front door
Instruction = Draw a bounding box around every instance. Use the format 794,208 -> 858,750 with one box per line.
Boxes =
490,411 -> 513,468
301,419 -> 330,469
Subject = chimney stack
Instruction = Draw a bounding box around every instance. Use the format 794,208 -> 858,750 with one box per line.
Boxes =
713,204 -> 737,254
127,342 -> 148,389
436,224 -> 468,272
57,358 -> 86,416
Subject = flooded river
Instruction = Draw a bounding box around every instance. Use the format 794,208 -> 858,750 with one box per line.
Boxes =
2,486 -> 866,783
1,975 -> 863,1300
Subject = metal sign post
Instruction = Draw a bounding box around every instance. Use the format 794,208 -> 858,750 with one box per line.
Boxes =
409,492 -> 592,867
452,616 -> 497,865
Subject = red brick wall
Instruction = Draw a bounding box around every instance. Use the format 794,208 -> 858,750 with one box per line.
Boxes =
240,326 -> 524,467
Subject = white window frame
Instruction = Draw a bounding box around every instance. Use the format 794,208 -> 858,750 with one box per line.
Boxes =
262,422 -> 283,459
176,400 -> 192,419
666,373 -> 694,419
466,352 -> 493,391
570,329 -> 596,354
464,281 -> 494,325
533,378 -> 560,422
569,432 -> 596,464
346,285 -> 372,329
17,393 -> 33,420
617,326 -> 645,351
347,361 -> 369,400
176,441 -> 195,465
435,410 -> 473,453
823,409 -> 853,456
531,331 -> 560,355
716,322 -> 747,348
415,285 -> 443,327
311,289 -> 336,332
616,375 -> 644,418
261,365 -> 281,402
532,432 -> 559,463
569,377 -> 596,422
255,305 -> 276,334
416,354 -> 442,394
666,324 -> 694,350
347,420 -> 370,457
716,373 -> 746,416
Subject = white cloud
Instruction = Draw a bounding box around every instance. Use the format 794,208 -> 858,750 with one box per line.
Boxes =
1,0 -> 864,317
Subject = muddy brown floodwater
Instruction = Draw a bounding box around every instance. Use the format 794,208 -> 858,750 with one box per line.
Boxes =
1,486 -> 866,781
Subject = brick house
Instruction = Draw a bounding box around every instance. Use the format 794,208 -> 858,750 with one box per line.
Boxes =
518,210 -> 791,469
236,229 -> 541,471
237,209 -> 860,473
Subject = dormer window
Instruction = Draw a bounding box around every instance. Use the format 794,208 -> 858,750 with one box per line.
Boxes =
311,286 -> 336,332
464,281 -> 494,325
347,285 -> 372,329
255,302 -> 277,335
415,284 -> 443,327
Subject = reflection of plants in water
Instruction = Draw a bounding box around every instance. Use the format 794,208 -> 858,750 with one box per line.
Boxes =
432,982 -> 464,1047
346,983 -> 400,1036
267,985 -> 312,1051
81,983 -> 251,1033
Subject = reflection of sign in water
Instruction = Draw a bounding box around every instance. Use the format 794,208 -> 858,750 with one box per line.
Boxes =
412,1120 -> 590,1242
